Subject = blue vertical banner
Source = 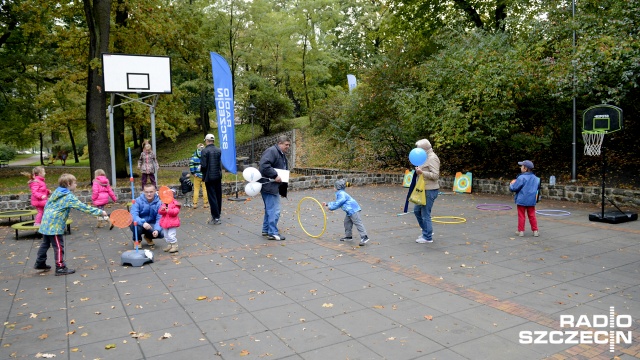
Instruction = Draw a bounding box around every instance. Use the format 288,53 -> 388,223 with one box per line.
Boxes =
347,74 -> 357,93
210,52 -> 237,174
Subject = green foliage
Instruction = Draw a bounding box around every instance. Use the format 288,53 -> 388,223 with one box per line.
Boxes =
0,144 -> 17,161
246,75 -> 295,136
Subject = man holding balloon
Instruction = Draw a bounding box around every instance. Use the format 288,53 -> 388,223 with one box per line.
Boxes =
258,135 -> 291,241
410,139 -> 440,244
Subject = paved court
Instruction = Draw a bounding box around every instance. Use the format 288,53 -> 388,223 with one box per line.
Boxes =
0,184 -> 638,359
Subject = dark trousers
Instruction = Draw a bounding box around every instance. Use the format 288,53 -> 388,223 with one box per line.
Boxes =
141,173 -> 156,190
129,223 -> 164,241
205,179 -> 222,220
36,234 -> 66,269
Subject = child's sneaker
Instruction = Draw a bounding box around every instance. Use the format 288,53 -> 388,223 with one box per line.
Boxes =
533,231 -> 539,237
163,243 -> 172,252
339,236 -> 353,242
55,267 -> 75,276
359,236 -> 370,246
168,244 -> 179,253
518,231 -> 524,237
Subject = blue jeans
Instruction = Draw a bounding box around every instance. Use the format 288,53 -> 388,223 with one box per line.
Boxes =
414,189 -> 439,240
261,192 -> 281,236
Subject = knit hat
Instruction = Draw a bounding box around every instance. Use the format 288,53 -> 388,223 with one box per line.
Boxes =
335,179 -> 347,190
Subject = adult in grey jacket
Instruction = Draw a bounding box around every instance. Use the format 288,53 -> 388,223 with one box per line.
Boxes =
414,138 -> 440,244
258,135 -> 290,241
200,134 -> 223,224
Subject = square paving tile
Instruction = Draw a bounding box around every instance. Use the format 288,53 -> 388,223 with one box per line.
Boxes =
199,312 -> 268,342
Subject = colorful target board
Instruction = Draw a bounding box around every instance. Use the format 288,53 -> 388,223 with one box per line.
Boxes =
453,172 -> 472,193
403,170 -> 414,188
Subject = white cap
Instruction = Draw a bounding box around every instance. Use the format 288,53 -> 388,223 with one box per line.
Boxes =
204,134 -> 215,141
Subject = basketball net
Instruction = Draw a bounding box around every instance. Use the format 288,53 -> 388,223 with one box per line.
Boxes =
582,131 -> 605,156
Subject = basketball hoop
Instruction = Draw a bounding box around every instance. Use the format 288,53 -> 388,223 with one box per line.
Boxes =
582,130 -> 605,156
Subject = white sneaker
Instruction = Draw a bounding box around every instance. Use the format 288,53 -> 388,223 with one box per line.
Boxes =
518,231 -> 524,237
416,237 -> 432,244
533,231 -> 539,237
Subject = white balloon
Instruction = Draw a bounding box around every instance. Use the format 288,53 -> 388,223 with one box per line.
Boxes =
242,167 -> 261,183
244,182 -> 262,197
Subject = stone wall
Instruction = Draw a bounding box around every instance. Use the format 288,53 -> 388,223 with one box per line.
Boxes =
1,169 -> 638,210
162,130 -> 297,169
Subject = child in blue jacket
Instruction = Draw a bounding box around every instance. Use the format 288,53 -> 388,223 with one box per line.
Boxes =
323,179 -> 370,246
35,174 -> 107,276
509,160 -> 540,237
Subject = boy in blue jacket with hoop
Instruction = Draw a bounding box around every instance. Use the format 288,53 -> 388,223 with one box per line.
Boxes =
509,160 -> 540,237
323,179 -> 370,246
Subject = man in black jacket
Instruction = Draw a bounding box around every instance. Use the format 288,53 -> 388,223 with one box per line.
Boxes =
200,134 -> 223,224
259,135 -> 290,240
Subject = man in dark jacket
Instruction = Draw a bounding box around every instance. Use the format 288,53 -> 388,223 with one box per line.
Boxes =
259,135 -> 290,240
200,134 -> 223,224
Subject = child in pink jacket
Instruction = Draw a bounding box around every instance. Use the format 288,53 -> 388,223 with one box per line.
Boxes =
24,166 -> 50,226
91,169 -> 118,227
159,192 -> 181,253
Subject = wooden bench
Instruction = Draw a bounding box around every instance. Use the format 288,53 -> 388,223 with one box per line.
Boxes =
11,219 -> 73,239
0,210 -> 38,223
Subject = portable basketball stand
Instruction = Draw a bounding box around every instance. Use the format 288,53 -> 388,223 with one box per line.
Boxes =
102,53 -> 172,188
582,105 -> 638,224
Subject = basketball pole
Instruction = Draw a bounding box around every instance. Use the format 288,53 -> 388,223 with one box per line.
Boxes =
571,0 -> 577,182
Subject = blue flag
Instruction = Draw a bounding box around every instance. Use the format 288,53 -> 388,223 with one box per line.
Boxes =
210,52 -> 237,174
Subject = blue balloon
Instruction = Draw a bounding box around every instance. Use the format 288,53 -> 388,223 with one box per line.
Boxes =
409,148 -> 427,166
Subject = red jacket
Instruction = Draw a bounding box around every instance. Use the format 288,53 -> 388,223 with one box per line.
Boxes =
159,200 -> 181,228
29,176 -> 50,208
91,175 -> 117,207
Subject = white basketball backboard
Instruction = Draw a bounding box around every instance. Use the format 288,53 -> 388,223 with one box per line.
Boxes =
102,53 -> 172,94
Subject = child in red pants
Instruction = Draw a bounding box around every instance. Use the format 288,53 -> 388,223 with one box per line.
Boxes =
509,160 -> 540,237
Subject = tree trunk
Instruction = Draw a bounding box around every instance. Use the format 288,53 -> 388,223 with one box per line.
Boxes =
39,133 -> 45,165
132,124 -> 139,149
83,0 -> 112,179
200,89 -> 210,135
66,124 -> 78,163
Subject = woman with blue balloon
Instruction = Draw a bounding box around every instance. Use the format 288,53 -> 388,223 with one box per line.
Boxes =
410,139 -> 440,244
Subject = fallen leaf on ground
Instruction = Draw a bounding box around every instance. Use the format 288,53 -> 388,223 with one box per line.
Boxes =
35,353 -> 56,358
322,303 -> 333,308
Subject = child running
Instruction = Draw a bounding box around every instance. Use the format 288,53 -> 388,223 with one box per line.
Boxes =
34,174 -> 107,275
91,169 -> 118,228
159,190 -> 181,253
323,179 -> 370,246
23,166 -> 50,226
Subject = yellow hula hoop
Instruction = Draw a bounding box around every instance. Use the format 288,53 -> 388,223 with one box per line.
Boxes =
432,216 -> 467,224
297,197 -> 327,238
